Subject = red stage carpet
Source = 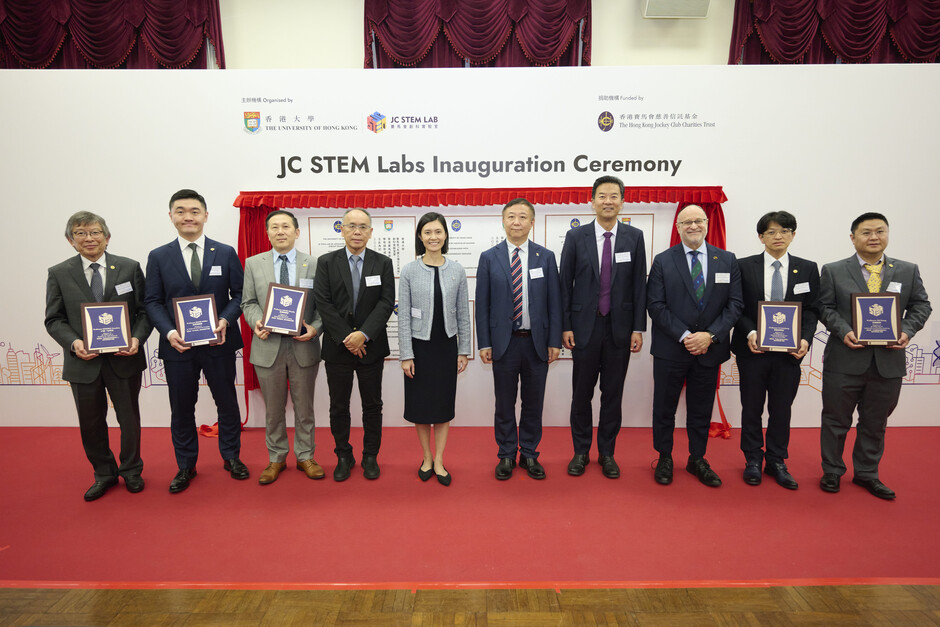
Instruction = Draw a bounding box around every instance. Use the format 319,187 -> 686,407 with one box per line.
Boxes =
1,426 -> 937,589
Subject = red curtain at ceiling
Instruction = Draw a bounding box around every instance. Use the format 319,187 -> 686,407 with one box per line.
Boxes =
364,0 -> 591,68
0,0 -> 225,69
729,0 -> 940,64
233,185 -> 727,391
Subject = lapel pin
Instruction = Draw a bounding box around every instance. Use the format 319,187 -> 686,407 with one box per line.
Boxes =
110,265 -> 115,270
712,256 -> 717,260
303,263 -> 307,267
889,263 -> 894,268
210,247 -> 215,251
793,269 -> 798,273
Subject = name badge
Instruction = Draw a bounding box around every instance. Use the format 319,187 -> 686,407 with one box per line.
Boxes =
715,272 -> 730,284
793,282 -> 810,295
887,282 -> 902,293
411,308 -> 422,319
529,268 -> 544,279
114,281 -> 133,295
365,275 -> 381,287
615,252 -> 631,263
299,278 -> 314,289
209,265 -> 222,276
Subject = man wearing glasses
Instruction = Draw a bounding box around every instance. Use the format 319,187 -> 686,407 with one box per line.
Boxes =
45,212 -> 153,500
313,209 -> 395,481
647,204 -> 743,487
731,211 -> 819,489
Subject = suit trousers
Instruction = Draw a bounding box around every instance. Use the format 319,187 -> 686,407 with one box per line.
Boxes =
738,353 -> 802,465
254,340 -> 319,463
652,356 -> 719,459
492,334 -> 548,460
325,359 -> 384,458
820,362 -> 901,479
569,314 -> 630,457
70,358 -> 143,481
164,350 -> 242,469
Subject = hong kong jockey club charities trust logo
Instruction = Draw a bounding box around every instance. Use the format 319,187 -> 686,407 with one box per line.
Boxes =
570,218 -> 581,229
598,111 -> 614,132
333,220 -> 343,233
244,111 -> 261,134
451,220 -> 462,232
98,312 -> 113,325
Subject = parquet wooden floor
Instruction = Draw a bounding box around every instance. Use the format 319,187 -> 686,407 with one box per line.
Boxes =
1,585 -> 938,626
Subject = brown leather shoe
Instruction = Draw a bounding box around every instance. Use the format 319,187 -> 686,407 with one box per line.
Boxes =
258,462 -> 286,485
296,459 -> 325,480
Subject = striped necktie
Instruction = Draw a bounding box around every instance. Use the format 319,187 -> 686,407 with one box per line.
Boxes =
690,250 -> 705,311
511,247 -> 522,329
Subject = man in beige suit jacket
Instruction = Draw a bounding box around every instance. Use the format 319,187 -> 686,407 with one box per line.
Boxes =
241,210 -> 323,484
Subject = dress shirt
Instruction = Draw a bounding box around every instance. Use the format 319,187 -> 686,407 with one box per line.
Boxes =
856,253 -> 885,282
274,248 -> 297,286
763,251 -> 790,301
345,247 -> 369,340
177,234 -> 206,272
80,253 -> 107,291
594,219 -> 617,274
679,242 -> 709,342
508,239 -> 531,330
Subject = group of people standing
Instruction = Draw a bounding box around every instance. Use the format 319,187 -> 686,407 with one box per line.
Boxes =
45,178 -> 930,503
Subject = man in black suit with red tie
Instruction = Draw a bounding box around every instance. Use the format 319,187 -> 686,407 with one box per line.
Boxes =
560,176 -> 648,479
731,211 -> 819,489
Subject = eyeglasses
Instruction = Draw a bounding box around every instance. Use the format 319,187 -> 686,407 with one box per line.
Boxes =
72,230 -> 104,239
677,219 -> 708,227
342,223 -> 371,233
763,229 -> 793,237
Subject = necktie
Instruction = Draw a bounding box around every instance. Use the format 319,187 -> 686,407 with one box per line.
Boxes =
598,232 -> 612,316
350,255 -> 361,308
279,254 -> 290,285
511,247 -> 523,329
188,242 -> 201,291
770,260 -> 784,301
865,261 -> 883,293
690,250 -> 705,311
89,262 -> 103,302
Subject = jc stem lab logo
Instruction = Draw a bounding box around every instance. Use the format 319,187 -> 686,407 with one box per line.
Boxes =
597,111 -> 614,132
368,112 -> 387,133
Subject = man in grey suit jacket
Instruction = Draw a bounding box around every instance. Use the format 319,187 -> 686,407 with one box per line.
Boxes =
241,210 -> 324,485
476,198 -> 562,480
45,212 -> 153,501
818,212 -> 931,499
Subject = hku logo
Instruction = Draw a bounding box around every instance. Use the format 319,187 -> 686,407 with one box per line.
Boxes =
98,312 -> 113,325
772,311 -> 786,324
244,112 -> 261,134
384,220 -> 394,231
280,295 -> 293,307
189,306 -> 203,319
869,303 -> 884,316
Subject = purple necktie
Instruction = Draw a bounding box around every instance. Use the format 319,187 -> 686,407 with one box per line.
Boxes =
599,231 -> 612,316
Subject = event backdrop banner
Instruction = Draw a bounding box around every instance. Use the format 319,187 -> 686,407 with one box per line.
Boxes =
1,66 -> 937,430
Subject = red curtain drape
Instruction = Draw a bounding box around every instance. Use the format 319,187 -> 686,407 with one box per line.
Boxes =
0,0 -> 225,69
365,0 -> 590,68
729,0 -> 940,64
234,186 -> 727,391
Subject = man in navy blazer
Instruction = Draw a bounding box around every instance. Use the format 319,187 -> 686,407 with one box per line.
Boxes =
647,204 -> 743,487
731,211 -> 819,490
477,198 -> 562,480
45,212 -> 153,501
560,176 -> 648,479
144,189 -> 249,493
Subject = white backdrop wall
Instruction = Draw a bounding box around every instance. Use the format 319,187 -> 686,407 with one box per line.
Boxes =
1,65 -> 937,431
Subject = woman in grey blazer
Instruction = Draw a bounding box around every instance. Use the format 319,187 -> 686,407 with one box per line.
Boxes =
398,212 -> 471,486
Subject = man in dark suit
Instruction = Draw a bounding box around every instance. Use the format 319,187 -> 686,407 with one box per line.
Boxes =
477,198 -> 563,480
560,176 -> 648,479
817,212 -> 931,499
647,204 -> 743,487
313,208 -> 395,481
731,211 -> 819,489
45,212 -> 154,501
144,189 -> 248,493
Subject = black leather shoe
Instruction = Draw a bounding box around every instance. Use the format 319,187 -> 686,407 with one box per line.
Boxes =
654,455 -> 673,485
84,477 -> 118,501
519,456 -> 545,480
852,476 -> 896,500
169,468 -> 196,494
765,462 -> 798,490
686,456 -> 722,487
567,453 -> 589,476
223,458 -> 250,480
435,466 -> 451,486
334,456 -> 355,482
599,456 -> 620,479
819,473 -> 841,493
418,463 -> 433,481
361,455 -> 380,480
743,462 -> 761,485
495,458 -> 515,480
124,475 -> 145,493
